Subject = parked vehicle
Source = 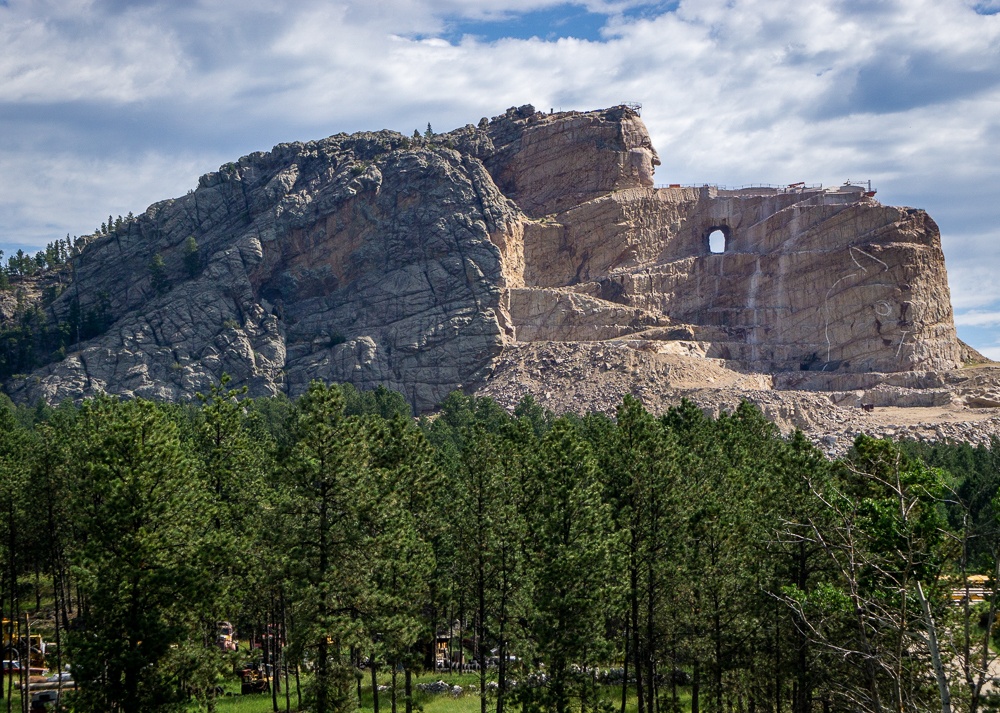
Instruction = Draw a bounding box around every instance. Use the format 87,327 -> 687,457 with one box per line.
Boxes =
240,662 -> 271,695
25,672 -> 75,712
217,621 -> 238,652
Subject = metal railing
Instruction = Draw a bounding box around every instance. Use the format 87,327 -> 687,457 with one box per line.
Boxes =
655,182 -> 824,193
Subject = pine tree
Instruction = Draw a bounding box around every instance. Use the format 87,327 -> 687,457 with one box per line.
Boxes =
66,397 -> 213,713
600,396 -> 680,713
282,381 -> 372,713
185,375 -> 268,710
149,253 -> 169,294
183,236 -> 200,278
0,401 -> 34,707
520,418 -> 613,713
449,422 -> 527,713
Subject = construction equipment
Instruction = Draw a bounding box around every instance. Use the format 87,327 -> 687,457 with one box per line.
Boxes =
26,679 -> 76,712
239,661 -> 271,695
1,618 -> 15,647
2,618 -> 46,673
19,671 -> 75,712
217,621 -> 237,652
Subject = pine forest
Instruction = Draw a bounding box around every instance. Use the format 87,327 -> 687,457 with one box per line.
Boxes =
0,380 -> 997,713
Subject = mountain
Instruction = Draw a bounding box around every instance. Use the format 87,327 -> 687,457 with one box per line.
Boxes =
4,103 -> 999,451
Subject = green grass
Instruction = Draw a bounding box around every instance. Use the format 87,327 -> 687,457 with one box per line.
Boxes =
359,671 -> 482,713
599,685 -> 693,713
420,693 -> 482,713
183,668 -> 695,713
11,666 -> 693,713
186,670 -> 485,713
0,686 -> 25,712
209,692 -> 283,712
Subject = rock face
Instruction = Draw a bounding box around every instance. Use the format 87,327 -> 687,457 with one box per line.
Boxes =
9,132 -> 523,411
516,185 -> 961,374
482,104 -> 660,219
2,103 -> 979,431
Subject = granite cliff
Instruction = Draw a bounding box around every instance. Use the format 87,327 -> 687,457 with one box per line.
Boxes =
4,104 -> 995,449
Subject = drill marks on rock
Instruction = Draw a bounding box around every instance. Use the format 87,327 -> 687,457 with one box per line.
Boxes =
897,330 -> 912,359
850,246 -> 888,273
823,246 -> 890,365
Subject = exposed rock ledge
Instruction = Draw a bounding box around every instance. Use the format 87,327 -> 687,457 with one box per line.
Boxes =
477,341 -> 1000,457
4,103 -> 996,448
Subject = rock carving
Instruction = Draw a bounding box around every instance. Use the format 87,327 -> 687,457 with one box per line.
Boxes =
2,103 -> 994,453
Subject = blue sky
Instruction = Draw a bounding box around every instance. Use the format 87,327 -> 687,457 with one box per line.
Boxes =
2,0 -> 1000,356
441,4 -> 610,42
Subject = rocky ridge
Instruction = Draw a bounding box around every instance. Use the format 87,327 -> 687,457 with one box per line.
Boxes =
3,103 -> 997,451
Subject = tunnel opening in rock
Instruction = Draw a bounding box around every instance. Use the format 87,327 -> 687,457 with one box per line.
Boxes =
707,227 -> 729,254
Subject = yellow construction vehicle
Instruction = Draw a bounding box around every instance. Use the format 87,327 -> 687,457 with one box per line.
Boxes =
239,661 -> 271,695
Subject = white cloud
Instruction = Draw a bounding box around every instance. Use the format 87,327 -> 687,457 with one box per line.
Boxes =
0,148 -> 216,250
0,0 -> 189,103
954,310 -> 1000,328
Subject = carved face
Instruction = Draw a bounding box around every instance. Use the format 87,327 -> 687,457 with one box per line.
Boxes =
628,146 -> 660,186
622,117 -> 661,187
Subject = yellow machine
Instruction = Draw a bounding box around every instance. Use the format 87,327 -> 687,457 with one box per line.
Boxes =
240,662 -> 271,695
217,621 -> 237,652
2,618 -> 16,647
2,618 -> 46,670
26,635 -> 45,668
